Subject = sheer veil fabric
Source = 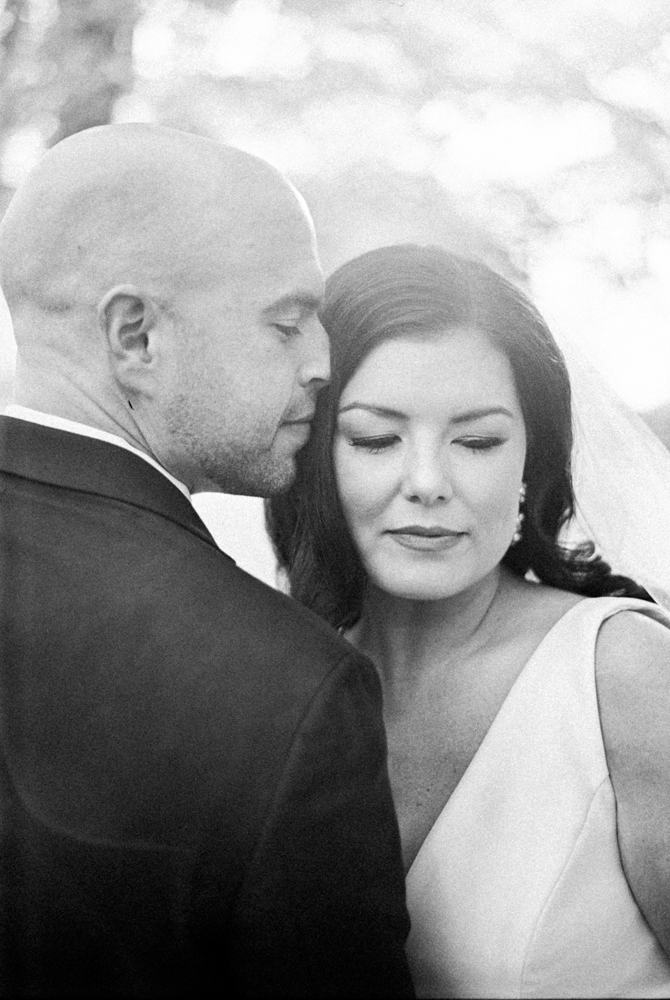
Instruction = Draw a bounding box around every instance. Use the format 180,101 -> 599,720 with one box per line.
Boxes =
554,332 -> 670,611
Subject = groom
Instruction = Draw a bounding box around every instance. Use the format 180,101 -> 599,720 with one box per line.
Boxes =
0,125 -> 413,997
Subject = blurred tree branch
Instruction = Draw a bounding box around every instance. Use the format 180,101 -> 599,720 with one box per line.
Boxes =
45,0 -> 140,143
0,0 -> 139,158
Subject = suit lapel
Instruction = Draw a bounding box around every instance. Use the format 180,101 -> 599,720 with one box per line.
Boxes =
0,416 -> 232,558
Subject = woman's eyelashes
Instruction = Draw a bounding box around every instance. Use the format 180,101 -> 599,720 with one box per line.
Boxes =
457,436 -> 505,452
348,434 -> 399,453
346,434 -> 506,454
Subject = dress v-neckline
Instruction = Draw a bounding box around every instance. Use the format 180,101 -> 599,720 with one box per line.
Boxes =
406,596 -> 591,879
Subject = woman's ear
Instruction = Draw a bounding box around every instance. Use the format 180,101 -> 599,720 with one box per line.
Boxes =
98,284 -> 160,380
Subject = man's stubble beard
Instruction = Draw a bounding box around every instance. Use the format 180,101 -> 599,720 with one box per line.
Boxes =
199,443 -> 297,497
166,390 -> 298,498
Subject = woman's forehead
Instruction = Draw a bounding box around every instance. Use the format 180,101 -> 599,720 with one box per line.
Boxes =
339,329 -> 520,415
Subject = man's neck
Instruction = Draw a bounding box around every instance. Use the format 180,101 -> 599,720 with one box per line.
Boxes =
13,377 -> 154,457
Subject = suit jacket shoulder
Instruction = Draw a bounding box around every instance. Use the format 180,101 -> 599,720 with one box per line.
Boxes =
0,418 -> 414,997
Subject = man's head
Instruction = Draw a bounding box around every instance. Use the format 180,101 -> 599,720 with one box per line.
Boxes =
0,124 -> 329,495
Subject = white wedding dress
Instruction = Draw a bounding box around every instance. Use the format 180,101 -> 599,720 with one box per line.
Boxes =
405,597 -> 670,999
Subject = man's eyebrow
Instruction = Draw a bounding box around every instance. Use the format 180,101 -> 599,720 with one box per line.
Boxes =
262,292 -> 322,316
337,403 -> 515,422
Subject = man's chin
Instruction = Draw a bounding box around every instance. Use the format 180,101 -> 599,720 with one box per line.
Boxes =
199,455 -> 296,499
257,458 -> 298,498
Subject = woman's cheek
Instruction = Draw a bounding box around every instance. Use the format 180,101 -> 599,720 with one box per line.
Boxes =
477,467 -> 524,546
337,451 -> 390,518
335,452 -> 372,530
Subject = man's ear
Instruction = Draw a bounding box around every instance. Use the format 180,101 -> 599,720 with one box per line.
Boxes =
98,285 -> 160,370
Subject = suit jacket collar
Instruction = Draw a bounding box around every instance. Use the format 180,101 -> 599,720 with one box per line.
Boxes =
0,416 -> 232,559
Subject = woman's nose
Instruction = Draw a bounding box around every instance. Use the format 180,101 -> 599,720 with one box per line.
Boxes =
401,447 -> 453,505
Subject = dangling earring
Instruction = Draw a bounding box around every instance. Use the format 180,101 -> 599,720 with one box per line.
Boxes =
512,482 -> 526,545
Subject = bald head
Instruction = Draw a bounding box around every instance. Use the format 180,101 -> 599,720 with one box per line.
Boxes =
0,123 -> 309,320
0,124 -> 328,496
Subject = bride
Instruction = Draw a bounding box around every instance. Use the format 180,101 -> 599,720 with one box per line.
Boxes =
268,244 -> 670,999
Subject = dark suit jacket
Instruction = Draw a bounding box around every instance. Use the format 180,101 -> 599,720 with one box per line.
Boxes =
0,417 -> 414,999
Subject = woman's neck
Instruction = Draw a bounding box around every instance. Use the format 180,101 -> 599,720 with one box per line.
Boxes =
350,567 -> 507,706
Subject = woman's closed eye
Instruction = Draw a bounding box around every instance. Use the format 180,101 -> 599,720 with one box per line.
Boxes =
456,435 -> 505,452
348,434 -> 400,453
346,434 -> 505,454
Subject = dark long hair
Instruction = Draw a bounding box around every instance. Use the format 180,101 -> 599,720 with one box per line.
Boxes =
267,245 -> 650,630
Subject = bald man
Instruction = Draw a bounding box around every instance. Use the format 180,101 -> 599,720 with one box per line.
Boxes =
0,126 -> 413,998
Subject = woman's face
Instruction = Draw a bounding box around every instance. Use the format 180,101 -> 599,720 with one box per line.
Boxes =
333,329 -> 527,602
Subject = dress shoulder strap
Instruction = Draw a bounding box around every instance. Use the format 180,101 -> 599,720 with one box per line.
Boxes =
564,594 -> 670,632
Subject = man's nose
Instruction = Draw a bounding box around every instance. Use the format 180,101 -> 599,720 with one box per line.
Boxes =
298,315 -> 330,388
402,445 -> 454,505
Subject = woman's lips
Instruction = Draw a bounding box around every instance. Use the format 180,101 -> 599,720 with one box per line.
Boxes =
386,527 -> 467,551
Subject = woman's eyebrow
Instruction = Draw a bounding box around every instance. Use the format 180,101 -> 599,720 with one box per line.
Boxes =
337,403 -> 406,419
450,406 -> 514,424
337,403 -> 514,422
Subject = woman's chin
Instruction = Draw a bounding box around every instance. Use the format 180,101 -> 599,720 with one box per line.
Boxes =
368,569 -> 474,603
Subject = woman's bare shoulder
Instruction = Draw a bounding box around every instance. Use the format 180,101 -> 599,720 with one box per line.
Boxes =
595,608 -> 670,781
596,607 -> 670,691
596,609 -> 670,776
595,607 -> 670,956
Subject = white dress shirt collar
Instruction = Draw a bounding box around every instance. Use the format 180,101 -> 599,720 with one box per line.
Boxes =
4,404 -> 191,500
